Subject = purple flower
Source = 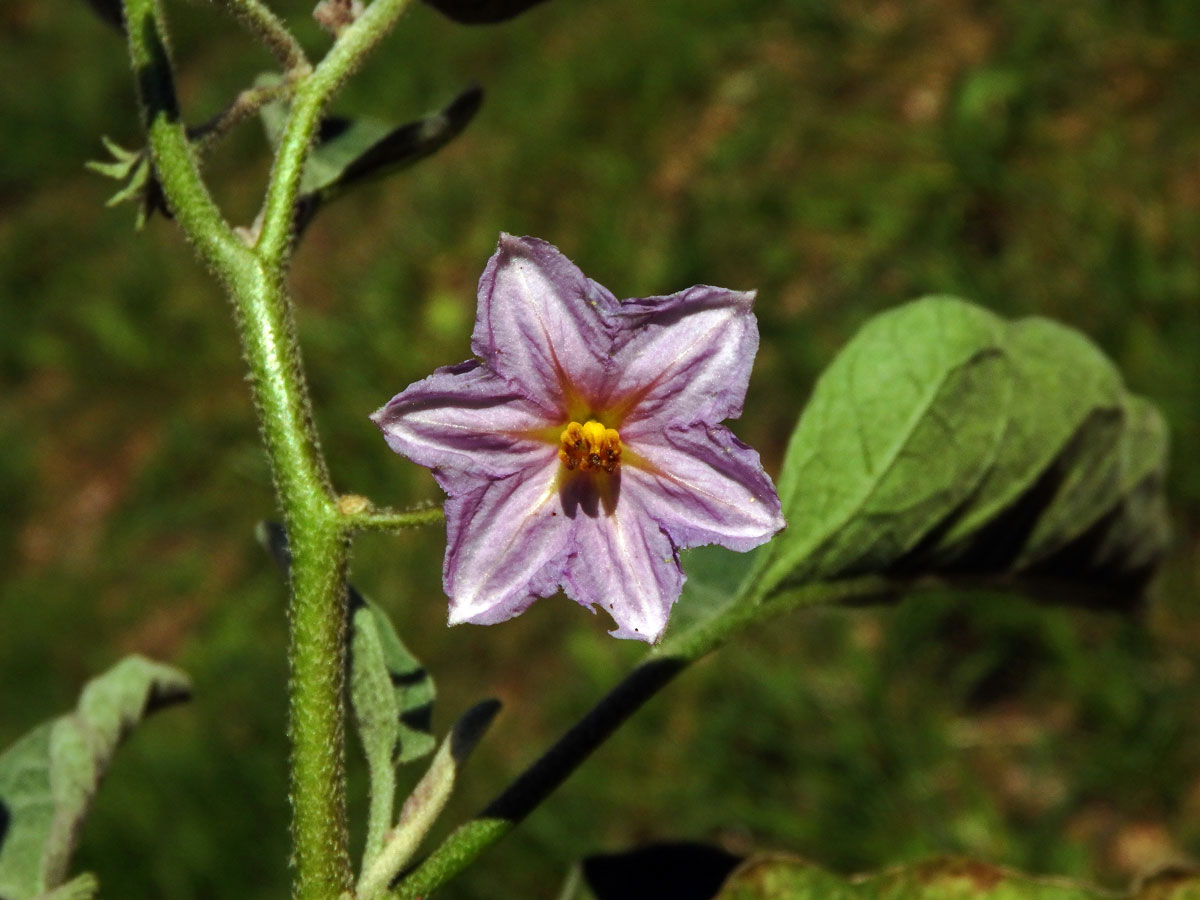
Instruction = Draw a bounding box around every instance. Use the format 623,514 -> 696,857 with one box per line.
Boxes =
372,235 -> 784,642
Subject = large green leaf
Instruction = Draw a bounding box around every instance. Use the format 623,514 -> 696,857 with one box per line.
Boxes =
758,297 -> 1169,604
716,855 -> 1200,900
0,656 -> 191,900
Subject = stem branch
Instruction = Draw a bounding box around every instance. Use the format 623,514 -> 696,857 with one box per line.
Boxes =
121,1 -> 406,897
256,0 -> 415,267
190,80 -> 293,156
211,0 -> 311,74
342,504 -> 445,533
392,574 -> 895,898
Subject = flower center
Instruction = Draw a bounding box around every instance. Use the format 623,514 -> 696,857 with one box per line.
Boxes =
558,420 -> 622,474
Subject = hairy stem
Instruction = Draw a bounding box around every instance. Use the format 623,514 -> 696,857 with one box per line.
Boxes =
190,80 -> 293,156
121,0 -> 418,897
256,0 -> 415,266
211,0 -> 311,74
342,504 -> 445,533
124,0 -> 247,274
391,574 -> 895,899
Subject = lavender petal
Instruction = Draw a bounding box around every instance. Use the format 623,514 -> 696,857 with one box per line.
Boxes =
607,286 -> 758,434
371,360 -> 558,483
562,488 -> 683,643
626,423 -> 785,552
443,463 -> 571,625
472,234 -> 619,412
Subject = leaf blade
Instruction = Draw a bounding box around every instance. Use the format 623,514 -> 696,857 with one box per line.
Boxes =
258,85 -> 484,239
0,657 -> 190,900
349,593 -> 437,864
759,297 -> 1169,606
356,700 -> 499,899
768,297 -> 1013,587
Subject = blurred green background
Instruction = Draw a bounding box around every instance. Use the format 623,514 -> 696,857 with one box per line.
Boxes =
2,0 -> 1199,897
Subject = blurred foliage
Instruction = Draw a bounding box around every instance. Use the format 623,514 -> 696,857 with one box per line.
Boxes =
562,849 -> 1200,900
0,655 -> 189,900
1,1 -> 1198,899
714,856 -> 1200,900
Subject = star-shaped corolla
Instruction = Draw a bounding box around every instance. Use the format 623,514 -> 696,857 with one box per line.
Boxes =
372,235 -> 785,642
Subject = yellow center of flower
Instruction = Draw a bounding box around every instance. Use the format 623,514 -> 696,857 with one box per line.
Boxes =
558,420 -> 622,474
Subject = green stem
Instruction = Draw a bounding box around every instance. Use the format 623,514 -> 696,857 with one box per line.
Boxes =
190,80 -> 293,156
256,0 -> 416,266
212,0 -> 311,74
392,573 -> 895,899
121,1 -> 415,897
124,0 -> 248,275
342,504 -> 445,533
286,515 -> 354,900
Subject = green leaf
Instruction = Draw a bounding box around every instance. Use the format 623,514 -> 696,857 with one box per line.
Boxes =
350,599 -> 436,767
716,855 -> 1200,900
758,297 -> 1169,605
0,656 -> 190,900
259,84 -> 483,237
356,700 -> 500,900
85,137 -> 170,229
349,593 -> 437,864
309,84 -> 483,196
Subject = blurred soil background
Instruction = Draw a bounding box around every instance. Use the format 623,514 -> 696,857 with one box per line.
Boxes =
2,0 -> 1199,898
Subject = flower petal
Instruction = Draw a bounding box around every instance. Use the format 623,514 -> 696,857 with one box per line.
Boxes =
371,360 -> 558,486
606,286 -> 758,434
374,235 -> 782,644
472,234 -> 619,412
562,487 -> 683,643
443,463 -> 572,625
625,423 -> 785,552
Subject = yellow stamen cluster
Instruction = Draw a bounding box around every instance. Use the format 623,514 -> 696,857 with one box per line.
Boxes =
559,420 -> 622,474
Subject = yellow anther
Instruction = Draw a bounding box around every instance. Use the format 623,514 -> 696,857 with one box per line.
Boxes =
558,420 -> 622,474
